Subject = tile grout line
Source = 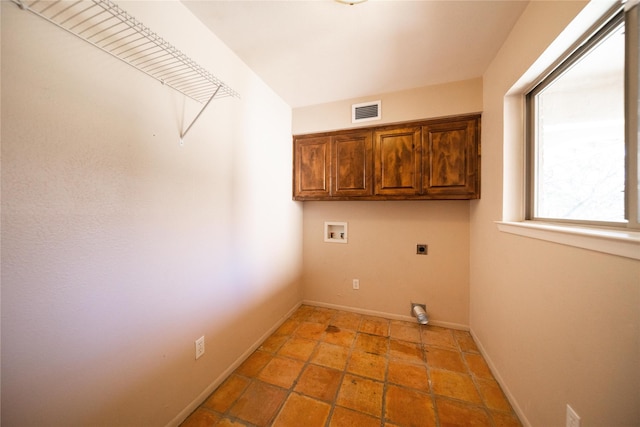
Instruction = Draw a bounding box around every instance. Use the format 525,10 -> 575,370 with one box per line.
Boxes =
182,305 -> 523,427
262,323 -> 294,426
379,322 -> 391,427
458,339 -> 496,427
421,324 -> 442,427
272,307 -> 328,426
220,311 -> 315,426
321,309 -> 362,427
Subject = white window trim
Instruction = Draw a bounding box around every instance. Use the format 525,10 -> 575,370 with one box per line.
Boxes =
496,220 -> 640,260
496,1 -> 640,261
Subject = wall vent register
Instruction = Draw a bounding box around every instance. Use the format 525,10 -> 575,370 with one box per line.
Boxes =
352,100 -> 381,123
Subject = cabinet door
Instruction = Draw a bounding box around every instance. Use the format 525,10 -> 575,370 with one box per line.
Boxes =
293,136 -> 331,199
422,118 -> 479,198
332,131 -> 373,197
374,127 -> 421,196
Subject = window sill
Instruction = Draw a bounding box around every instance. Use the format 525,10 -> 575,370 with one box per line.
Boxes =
495,221 -> 640,260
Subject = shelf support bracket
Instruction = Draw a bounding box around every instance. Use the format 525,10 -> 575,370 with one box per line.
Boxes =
180,85 -> 221,145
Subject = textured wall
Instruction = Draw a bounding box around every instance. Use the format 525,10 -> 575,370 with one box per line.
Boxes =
293,78 -> 482,135
472,1 -> 640,426
1,2 -> 302,425
302,200 -> 470,327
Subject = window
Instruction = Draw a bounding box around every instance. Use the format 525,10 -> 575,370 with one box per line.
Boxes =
526,7 -> 639,230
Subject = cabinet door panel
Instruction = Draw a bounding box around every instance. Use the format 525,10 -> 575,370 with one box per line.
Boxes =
333,131 -> 373,197
293,136 -> 331,199
422,119 -> 479,198
374,127 -> 421,195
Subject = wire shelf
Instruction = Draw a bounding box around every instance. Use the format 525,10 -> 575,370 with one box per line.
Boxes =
14,0 -> 240,105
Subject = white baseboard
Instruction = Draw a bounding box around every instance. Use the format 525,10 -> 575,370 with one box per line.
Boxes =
303,300 -> 470,331
469,328 -> 531,427
166,301 -> 302,427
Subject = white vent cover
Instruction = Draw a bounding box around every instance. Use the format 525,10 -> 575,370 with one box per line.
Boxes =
352,100 -> 381,123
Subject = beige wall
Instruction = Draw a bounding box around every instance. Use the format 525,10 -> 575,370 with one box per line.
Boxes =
473,1 -> 640,426
294,79 -> 482,327
293,78 -> 481,134
303,201 -> 470,327
1,2 -> 301,426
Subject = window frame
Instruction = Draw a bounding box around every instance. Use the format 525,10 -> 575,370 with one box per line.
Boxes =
525,6 -> 639,230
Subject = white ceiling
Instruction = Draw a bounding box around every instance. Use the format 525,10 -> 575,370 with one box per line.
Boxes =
183,0 -> 529,108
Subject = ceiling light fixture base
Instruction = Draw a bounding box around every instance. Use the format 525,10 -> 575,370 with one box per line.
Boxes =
335,0 -> 367,5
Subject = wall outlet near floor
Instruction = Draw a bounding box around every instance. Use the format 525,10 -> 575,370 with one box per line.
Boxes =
195,336 -> 205,360
416,244 -> 428,255
566,405 -> 581,427
352,279 -> 360,290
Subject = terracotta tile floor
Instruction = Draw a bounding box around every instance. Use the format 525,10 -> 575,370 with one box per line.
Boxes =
181,305 -> 522,427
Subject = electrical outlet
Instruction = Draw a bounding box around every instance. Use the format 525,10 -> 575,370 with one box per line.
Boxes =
566,405 -> 581,427
195,336 -> 205,360
352,279 -> 360,290
416,244 -> 428,255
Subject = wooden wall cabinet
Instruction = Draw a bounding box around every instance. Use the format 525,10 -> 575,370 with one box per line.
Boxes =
333,131 -> 373,197
293,114 -> 480,201
293,135 -> 331,199
422,118 -> 479,199
374,126 -> 421,196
